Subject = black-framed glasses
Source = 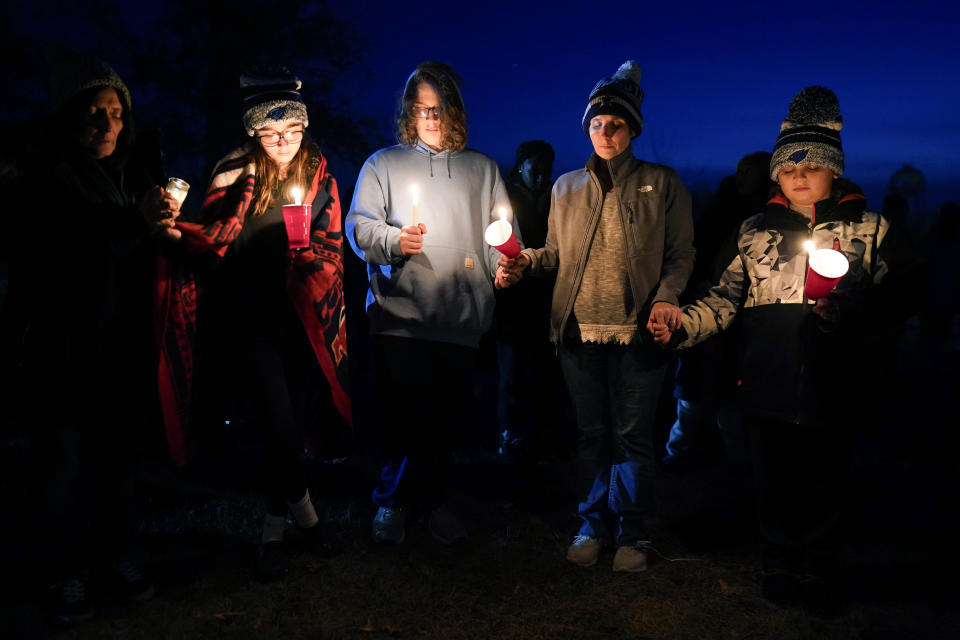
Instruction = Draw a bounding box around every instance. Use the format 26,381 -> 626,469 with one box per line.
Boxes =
412,106 -> 442,120
257,130 -> 304,146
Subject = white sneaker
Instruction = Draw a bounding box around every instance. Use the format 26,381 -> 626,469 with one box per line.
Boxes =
612,542 -> 650,572
566,535 -> 602,567
372,506 -> 406,544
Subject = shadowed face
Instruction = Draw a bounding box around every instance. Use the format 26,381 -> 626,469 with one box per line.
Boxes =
778,164 -> 836,208
80,87 -> 124,159
414,82 -> 443,151
520,155 -> 552,193
588,115 -> 632,160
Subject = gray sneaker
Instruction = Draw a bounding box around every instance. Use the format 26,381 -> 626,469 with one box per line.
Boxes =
372,506 -> 407,544
428,506 -> 467,545
566,535 -> 602,567
612,541 -> 650,572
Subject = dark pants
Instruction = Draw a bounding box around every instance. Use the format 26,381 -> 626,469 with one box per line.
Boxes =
559,340 -> 667,546
236,324 -> 322,516
370,335 -> 475,511
744,416 -> 849,576
32,356 -> 156,580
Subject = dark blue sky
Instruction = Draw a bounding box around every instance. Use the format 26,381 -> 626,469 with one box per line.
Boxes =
329,0 -> 958,213
6,0 -> 956,216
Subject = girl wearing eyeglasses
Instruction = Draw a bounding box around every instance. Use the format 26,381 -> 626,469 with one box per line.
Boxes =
156,66 -> 351,582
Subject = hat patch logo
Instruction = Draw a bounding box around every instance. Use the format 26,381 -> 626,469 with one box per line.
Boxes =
267,106 -> 287,120
789,149 -> 809,163
638,185 -> 654,193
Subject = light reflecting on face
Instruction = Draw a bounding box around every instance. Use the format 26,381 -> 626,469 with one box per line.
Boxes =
588,115 -> 632,160
256,123 -> 304,169
777,164 -> 836,208
414,82 -> 443,151
81,87 -> 124,159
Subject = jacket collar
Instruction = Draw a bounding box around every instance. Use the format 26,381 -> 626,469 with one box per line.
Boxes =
585,144 -> 636,192
763,189 -> 867,228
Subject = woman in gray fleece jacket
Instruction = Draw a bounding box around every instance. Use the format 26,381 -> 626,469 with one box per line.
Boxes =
346,61 -> 517,546
499,61 -> 695,573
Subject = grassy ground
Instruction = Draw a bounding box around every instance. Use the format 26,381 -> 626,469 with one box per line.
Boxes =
3,318 -> 958,639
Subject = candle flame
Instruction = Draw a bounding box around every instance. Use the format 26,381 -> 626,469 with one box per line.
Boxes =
291,186 -> 303,206
411,184 -> 419,205
804,240 -> 816,255
498,206 -> 506,222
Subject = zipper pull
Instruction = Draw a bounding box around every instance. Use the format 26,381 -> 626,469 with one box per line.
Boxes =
833,238 -> 840,251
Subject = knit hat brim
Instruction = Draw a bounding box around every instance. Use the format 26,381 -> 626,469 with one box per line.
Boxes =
243,99 -> 309,136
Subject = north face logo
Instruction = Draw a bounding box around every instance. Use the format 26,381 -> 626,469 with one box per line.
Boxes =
789,149 -> 809,163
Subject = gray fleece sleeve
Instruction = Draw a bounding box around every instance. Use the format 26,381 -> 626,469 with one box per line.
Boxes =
345,158 -> 404,265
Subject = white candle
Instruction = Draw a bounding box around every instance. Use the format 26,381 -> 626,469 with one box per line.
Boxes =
411,185 -> 420,226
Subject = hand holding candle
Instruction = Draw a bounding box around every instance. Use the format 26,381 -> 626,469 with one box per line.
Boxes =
282,186 -> 311,249
484,206 -> 521,258
803,239 -> 849,300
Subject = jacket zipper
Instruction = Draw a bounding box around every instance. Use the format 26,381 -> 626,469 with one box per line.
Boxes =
556,168 -> 604,343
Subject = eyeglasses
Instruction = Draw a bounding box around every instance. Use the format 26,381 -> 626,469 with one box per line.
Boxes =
257,130 -> 304,146
412,106 -> 442,120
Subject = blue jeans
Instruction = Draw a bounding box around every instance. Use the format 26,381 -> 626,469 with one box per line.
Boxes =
559,340 -> 667,546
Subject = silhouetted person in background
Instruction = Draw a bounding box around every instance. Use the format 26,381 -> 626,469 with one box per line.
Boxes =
921,201 -> 959,338
493,140 -> 569,470
653,87 -> 915,614
881,193 -> 910,232
663,151 -> 771,472
1,58 -> 177,625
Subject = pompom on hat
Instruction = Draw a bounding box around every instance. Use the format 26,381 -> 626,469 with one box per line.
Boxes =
770,86 -> 844,180
240,65 -> 308,136
581,61 -> 644,138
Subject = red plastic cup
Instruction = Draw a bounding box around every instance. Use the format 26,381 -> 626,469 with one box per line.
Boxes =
484,219 -> 521,258
282,203 -> 311,249
804,248 -> 848,300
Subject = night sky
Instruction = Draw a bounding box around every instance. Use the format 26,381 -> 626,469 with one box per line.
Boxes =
327,0 -> 958,215
5,0 -> 957,217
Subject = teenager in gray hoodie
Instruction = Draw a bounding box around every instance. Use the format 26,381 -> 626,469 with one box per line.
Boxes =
346,61 -> 517,545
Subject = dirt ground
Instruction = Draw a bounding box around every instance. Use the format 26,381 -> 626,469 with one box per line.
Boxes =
2,318 -> 958,639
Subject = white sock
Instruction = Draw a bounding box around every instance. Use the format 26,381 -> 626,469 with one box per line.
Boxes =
288,490 -> 319,529
261,513 -> 287,544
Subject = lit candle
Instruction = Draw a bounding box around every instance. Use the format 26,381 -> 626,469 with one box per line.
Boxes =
411,184 -> 420,226
484,205 -> 520,258
282,186 -> 310,250
803,239 -> 816,254
165,177 -> 190,207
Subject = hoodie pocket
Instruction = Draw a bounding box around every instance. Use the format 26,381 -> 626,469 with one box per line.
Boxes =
375,245 -> 493,333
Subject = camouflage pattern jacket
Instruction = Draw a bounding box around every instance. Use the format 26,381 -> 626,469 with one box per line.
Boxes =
677,184 -> 910,423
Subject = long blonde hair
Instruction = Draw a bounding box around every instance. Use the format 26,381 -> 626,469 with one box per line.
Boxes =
249,136 -> 321,217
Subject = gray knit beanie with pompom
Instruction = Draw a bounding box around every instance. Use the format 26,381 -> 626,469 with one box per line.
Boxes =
581,61 -> 644,138
769,86 -> 844,180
